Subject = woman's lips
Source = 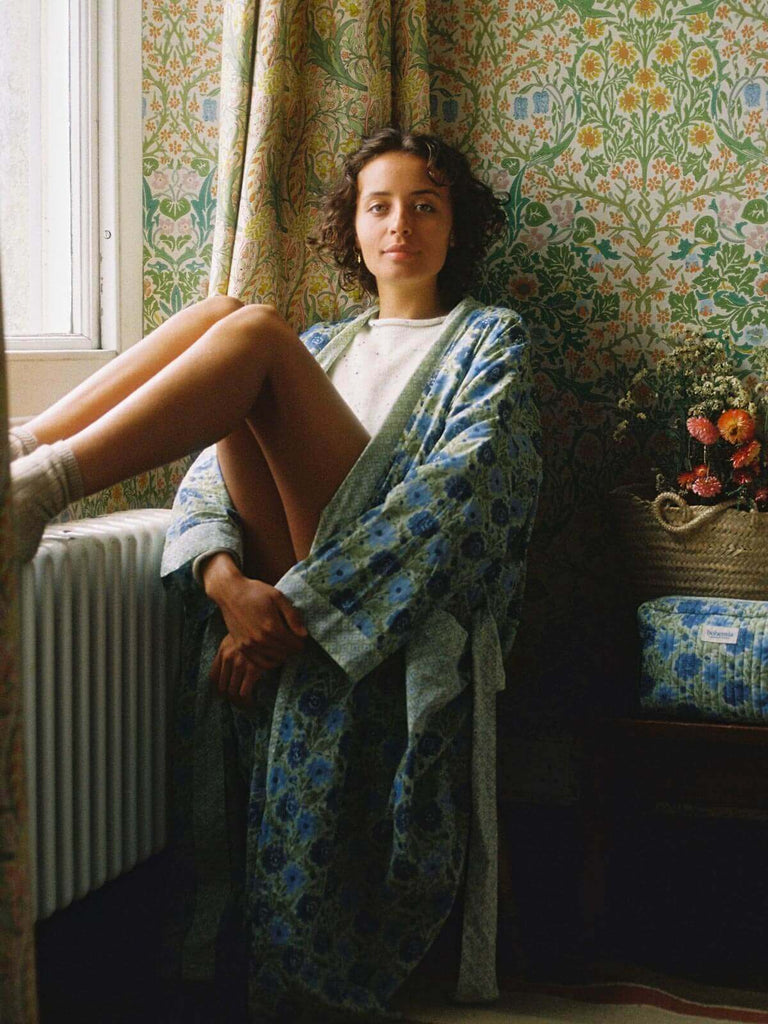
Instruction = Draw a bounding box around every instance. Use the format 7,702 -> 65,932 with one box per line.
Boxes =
383,246 -> 417,259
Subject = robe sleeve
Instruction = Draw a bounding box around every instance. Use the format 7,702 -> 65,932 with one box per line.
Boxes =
160,444 -> 244,594
276,316 -> 542,682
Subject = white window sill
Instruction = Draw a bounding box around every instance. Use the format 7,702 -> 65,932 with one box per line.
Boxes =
6,349 -> 117,421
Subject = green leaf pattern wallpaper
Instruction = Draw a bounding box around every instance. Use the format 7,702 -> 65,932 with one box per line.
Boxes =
80,0 -> 768,705
426,0 -> 768,701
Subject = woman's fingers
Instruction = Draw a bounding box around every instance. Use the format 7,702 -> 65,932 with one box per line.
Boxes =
275,591 -> 308,638
211,635 -> 246,692
214,647 -> 232,693
227,654 -> 256,696
236,661 -> 260,700
212,634 -> 274,702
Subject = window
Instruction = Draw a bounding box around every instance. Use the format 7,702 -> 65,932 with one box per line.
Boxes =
1,0 -> 142,417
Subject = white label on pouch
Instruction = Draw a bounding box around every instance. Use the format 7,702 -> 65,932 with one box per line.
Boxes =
701,624 -> 740,645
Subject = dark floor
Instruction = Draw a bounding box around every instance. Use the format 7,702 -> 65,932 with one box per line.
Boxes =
36,851 -> 178,1023
500,803 -> 768,992
36,806 -> 768,1022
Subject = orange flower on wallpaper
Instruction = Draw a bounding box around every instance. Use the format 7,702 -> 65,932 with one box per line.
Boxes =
654,38 -> 682,64
579,50 -> 604,81
508,274 -> 540,300
689,47 -> 714,77
634,67 -> 657,89
577,125 -> 603,149
718,409 -> 756,445
584,18 -> 606,39
688,12 -> 711,35
633,0 -> 657,18
610,39 -> 639,67
618,87 -> 641,113
688,123 -> 715,147
649,87 -> 672,112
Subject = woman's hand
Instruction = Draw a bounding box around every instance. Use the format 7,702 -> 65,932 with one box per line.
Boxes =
202,552 -> 308,667
210,633 -> 263,706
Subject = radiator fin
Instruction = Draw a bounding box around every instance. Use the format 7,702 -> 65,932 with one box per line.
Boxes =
20,510 -> 181,921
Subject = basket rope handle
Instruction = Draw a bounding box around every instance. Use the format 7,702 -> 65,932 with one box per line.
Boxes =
651,491 -> 738,534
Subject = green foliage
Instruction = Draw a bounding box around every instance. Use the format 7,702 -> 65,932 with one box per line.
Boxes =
743,198 -> 768,224
694,216 -> 718,244
523,201 -> 550,227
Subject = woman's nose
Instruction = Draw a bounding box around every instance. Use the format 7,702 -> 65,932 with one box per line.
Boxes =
390,206 -> 411,235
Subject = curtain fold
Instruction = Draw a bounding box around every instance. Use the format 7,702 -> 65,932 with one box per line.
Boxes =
209,0 -> 430,327
0,281 -> 38,1021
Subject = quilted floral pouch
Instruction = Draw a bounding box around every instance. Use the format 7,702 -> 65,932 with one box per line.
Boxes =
638,596 -> 768,723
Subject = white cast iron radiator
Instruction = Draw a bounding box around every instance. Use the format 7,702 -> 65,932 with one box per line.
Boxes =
19,509 -> 182,921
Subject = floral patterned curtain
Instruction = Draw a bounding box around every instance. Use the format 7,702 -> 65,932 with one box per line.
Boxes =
0,282 -> 38,1021
209,0 -> 430,327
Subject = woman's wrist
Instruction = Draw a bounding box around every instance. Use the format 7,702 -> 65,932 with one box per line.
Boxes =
201,551 -> 243,603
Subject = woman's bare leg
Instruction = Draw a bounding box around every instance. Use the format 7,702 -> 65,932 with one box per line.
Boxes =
216,425 -> 297,584
67,304 -> 369,557
26,295 -> 243,444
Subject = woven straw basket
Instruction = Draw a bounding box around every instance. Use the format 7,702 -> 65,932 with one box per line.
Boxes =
609,484 -> 768,603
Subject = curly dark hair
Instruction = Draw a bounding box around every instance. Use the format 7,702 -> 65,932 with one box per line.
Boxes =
309,128 -> 506,305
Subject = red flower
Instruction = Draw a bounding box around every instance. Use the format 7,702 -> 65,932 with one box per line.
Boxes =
692,474 -> 723,498
732,439 -> 761,468
717,408 -> 756,445
677,470 -> 697,490
754,486 -> 768,510
733,466 -> 758,485
686,416 -> 720,445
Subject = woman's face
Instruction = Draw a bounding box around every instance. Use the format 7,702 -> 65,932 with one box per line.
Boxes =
354,151 -> 453,299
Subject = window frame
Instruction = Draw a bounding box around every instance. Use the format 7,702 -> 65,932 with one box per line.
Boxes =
6,0 -> 143,420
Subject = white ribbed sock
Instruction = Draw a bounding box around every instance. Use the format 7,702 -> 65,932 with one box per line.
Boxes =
8,425 -> 39,461
10,441 -> 84,562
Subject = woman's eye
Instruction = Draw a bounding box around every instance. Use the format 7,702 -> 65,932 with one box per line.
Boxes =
415,203 -> 435,213
369,203 -> 387,214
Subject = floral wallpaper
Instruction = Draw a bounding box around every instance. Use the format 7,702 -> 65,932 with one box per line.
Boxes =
77,0 -> 224,518
81,0 -> 768,727
427,0 -> 768,719
430,0 -> 768,525
142,0 -> 224,327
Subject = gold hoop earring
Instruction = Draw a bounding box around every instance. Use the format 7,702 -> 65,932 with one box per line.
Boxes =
356,252 -> 362,266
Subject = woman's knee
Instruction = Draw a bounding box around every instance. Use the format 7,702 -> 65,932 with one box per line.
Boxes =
196,293 -> 244,324
224,303 -> 296,352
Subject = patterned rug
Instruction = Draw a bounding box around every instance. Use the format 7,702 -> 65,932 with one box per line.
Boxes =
530,966 -> 768,1024
401,968 -> 768,1024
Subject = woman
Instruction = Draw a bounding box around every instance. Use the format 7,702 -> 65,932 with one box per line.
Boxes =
10,129 -> 541,1021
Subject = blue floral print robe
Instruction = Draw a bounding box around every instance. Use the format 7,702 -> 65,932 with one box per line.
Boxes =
160,297 -> 542,1022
